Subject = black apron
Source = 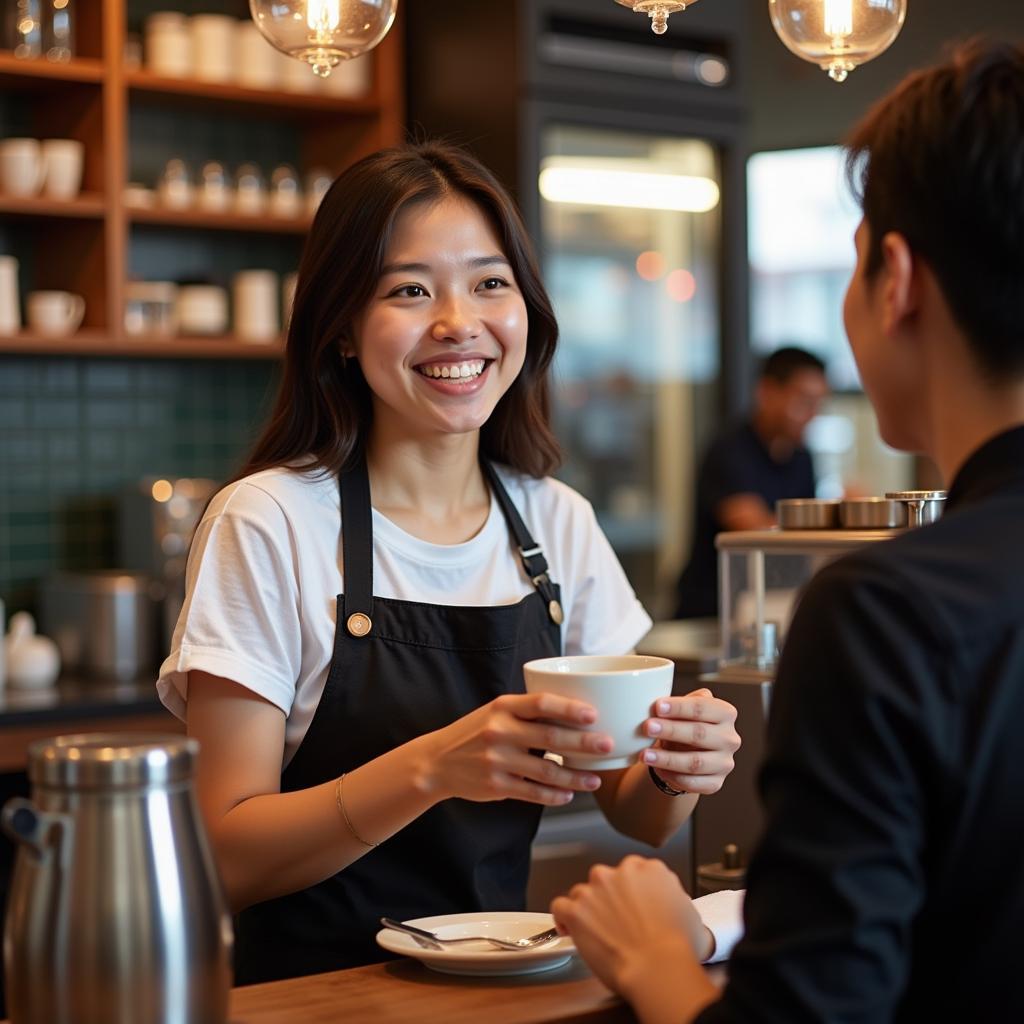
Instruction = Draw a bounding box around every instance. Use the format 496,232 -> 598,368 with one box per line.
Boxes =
234,458 -> 563,984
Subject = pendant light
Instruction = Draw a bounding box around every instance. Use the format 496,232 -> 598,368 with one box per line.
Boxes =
613,1 -> 700,36
768,0 -> 908,82
248,0 -> 397,77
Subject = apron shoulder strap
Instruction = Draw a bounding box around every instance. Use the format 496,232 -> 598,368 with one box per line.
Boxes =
338,457 -> 374,638
481,460 -> 564,627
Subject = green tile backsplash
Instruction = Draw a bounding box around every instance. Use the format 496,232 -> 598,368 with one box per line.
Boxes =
0,356 -> 278,612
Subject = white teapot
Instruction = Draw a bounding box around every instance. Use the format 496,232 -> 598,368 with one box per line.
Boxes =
6,611 -> 60,690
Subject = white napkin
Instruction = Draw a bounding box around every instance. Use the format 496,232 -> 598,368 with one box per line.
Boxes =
694,888 -> 745,964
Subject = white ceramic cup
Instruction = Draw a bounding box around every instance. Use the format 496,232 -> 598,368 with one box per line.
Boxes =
191,14 -> 236,83
0,138 -> 44,197
27,290 -> 86,337
177,284 -> 228,335
145,11 -> 191,77
233,269 -> 279,343
523,654 -> 674,770
235,21 -> 279,89
0,255 -> 20,334
41,139 -> 85,199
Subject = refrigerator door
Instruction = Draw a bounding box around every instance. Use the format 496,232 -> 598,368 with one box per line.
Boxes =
539,124 -> 723,614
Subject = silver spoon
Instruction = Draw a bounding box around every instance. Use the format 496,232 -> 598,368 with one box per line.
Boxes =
380,917 -> 560,951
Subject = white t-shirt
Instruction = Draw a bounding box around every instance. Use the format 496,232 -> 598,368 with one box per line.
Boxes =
157,463 -> 653,766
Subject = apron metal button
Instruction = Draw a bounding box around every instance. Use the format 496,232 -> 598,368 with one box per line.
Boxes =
548,600 -> 564,626
346,612 -> 372,637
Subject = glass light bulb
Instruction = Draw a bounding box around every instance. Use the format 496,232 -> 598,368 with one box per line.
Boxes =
249,0 -> 397,77
768,0 -> 907,83
613,1 -> 699,36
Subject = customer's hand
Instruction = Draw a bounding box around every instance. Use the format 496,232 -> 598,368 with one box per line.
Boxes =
641,688 -> 740,795
419,693 -> 613,807
551,856 -> 716,1018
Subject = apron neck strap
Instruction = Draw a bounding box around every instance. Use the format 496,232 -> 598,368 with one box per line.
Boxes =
339,456 -> 374,638
339,456 -> 563,634
481,460 -> 564,626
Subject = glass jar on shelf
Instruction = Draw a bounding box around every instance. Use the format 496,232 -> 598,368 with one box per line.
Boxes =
42,0 -> 74,62
197,161 -> 231,212
234,163 -> 267,216
157,157 -> 193,209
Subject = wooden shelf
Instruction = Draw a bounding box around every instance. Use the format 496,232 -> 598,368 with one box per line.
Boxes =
126,70 -> 379,116
0,332 -> 285,359
0,52 -> 103,85
0,192 -> 106,220
128,205 -> 312,235
0,7 -> 403,363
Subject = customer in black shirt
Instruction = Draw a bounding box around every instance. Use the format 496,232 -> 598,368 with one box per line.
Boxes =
552,39 -> 1024,1023
675,348 -> 826,619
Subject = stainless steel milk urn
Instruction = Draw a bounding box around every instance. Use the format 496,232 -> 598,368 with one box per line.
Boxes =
1,734 -> 232,1024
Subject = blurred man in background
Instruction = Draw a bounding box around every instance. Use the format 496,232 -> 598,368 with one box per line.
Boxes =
674,347 -> 828,619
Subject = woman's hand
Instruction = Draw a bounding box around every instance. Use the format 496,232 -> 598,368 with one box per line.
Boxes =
551,856 -> 718,1023
641,688 -> 740,795
419,692 -> 615,807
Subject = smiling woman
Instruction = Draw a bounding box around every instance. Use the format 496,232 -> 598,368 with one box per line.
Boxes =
350,195 -> 529,441
243,143 -> 562,481
154,142 -> 740,988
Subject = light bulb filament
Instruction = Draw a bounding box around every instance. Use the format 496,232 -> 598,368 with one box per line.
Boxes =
824,0 -> 853,39
306,0 -> 341,34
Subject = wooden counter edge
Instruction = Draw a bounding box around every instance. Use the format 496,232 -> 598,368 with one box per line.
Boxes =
227,958 -> 634,1024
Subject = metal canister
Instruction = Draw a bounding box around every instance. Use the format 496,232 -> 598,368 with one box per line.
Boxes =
839,497 -> 907,529
776,498 -> 841,530
1,734 -> 232,1024
885,490 -> 947,527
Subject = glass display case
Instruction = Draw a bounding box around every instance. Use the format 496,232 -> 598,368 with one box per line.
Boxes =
716,527 -> 899,677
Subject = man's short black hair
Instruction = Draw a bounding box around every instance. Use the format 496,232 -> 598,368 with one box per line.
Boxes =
760,347 -> 827,384
846,39 -> 1024,380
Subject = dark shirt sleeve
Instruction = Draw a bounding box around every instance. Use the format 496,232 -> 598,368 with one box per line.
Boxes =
696,555 -> 947,1023
701,438 -> 756,516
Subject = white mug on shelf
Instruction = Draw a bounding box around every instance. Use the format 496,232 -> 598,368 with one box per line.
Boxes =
0,138 -> 44,197
41,139 -> 85,200
233,270 -> 280,343
145,11 -> 191,77
235,21 -> 279,90
177,284 -> 228,336
0,255 -> 21,335
191,14 -> 236,83
26,290 -> 86,337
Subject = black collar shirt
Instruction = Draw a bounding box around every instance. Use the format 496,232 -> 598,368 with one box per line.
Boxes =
697,424 -> 1024,1022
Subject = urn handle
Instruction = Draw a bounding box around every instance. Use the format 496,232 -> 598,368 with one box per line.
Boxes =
1,798 -> 72,863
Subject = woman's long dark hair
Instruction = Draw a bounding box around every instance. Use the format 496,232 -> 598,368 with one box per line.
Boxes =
236,142 -> 562,481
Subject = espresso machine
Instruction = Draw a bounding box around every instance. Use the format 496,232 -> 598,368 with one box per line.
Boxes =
691,491 -> 945,893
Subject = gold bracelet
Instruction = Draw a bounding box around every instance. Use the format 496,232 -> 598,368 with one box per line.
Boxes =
335,773 -> 379,848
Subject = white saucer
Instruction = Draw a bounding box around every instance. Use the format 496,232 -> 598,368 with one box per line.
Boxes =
375,911 -> 575,977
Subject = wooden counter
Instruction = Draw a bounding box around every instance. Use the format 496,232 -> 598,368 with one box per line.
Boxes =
0,677 -> 182,772
227,958 -> 631,1023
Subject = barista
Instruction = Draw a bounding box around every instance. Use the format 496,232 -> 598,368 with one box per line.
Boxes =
675,348 -> 827,619
157,142 -> 741,984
